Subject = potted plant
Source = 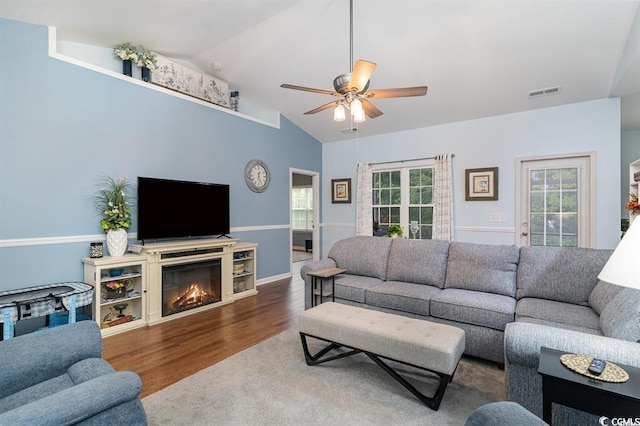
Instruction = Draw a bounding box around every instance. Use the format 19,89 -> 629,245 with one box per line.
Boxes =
136,48 -> 158,82
113,42 -> 138,76
94,176 -> 133,257
385,224 -> 404,238
626,193 -> 640,216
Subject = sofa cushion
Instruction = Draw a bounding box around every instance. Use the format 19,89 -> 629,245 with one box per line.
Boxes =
365,281 -> 441,316
516,246 -> 613,305
589,280 -> 625,314
515,317 -> 603,336
515,298 -> 601,332
0,374 -> 74,414
430,288 -> 516,331
386,238 -> 450,288
334,274 -> 384,304
67,358 -> 116,384
600,288 -> 640,342
444,242 -> 520,297
328,236 -> 392,280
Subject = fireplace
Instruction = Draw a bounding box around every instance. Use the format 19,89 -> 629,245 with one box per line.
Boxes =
162,259 -> 222,317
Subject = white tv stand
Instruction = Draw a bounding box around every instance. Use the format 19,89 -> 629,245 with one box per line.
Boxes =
130,238 -> 258,327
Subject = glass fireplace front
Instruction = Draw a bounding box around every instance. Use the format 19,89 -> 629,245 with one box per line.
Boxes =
162,259 -> 222,317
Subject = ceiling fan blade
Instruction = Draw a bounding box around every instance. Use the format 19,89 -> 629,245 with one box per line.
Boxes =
348,60 -> 376,93
304,100 -> 341,115
364,86 -> 428,99
281,84 -> 339,96
361,99 -> 383,118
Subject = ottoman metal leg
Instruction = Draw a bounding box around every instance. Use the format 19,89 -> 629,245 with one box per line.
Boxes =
300,332 -> 455,411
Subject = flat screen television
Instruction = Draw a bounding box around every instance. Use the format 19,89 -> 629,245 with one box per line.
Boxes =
137,177 -> 230,242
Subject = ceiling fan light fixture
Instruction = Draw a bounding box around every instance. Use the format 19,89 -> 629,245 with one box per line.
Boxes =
351,98 -> 363,116
333,103 -> 346,121
279,0 -> 428,128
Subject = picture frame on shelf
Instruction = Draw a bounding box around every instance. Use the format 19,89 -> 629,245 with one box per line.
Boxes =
465,167 -> 498,201
151,53 -> 230,108
331,178 -> 352,204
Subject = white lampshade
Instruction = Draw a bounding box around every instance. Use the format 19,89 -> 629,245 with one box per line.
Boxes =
333,104 -> 346,122
598,218 -> 640,289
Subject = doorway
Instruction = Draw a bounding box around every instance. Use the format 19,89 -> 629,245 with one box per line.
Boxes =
516,153 -> 595,247
290,169 -> 319,270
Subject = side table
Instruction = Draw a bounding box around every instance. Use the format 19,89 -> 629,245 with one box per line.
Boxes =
537,346 -> 640,424
307,268 -> 346,307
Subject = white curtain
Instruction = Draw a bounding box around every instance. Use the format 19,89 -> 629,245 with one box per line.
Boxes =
356,162 -> 373,236
433,153 -> 454,241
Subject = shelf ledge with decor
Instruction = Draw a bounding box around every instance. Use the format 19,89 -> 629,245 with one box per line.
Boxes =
47,27 -> 280,130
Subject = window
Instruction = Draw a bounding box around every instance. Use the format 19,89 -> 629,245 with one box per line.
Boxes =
372,164 -> 434,239
528,168 -> 578,247
292,187 -> 313,230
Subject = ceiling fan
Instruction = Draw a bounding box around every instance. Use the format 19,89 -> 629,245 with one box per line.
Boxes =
280,0 -> 428,123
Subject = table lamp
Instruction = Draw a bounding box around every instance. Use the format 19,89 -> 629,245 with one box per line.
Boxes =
598,217 -> 640,343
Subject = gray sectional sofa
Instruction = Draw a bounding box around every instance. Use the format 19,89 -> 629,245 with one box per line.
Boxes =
302,236 -> 622,363
301,236 -> 640,423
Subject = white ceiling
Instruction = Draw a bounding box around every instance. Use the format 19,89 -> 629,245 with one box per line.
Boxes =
1,0 -> 639,143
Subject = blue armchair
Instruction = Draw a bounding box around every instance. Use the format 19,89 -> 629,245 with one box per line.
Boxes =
0,321 -> 147,425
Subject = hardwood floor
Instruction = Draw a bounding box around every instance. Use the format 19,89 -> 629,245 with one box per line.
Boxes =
102,272 -> 305,398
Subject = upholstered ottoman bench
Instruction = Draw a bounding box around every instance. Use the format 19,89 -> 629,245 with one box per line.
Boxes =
298,302 -> 465,410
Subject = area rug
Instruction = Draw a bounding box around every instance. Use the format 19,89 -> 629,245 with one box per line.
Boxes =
142,328 -> 505,425
292,250 -> 313,262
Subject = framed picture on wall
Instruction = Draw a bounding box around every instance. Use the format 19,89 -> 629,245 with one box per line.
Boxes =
331,178 -> 352,204
465,167 -> 498,201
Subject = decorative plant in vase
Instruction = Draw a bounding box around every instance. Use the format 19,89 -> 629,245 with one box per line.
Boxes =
113,42 -> 138,76
136,48 -> 157,82
385,224 -> 404,238
626,193 -> 640,216
94,175 -> 133,257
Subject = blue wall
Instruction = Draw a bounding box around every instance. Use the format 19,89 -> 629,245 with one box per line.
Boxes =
0,18 -> 322,291
321,98 -> 622,253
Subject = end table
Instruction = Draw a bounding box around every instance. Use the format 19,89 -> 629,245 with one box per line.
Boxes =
306,268 -> 346,307
537,346 -> 640,424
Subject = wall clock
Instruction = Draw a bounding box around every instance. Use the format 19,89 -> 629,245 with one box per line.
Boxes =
244,159 -> 270,193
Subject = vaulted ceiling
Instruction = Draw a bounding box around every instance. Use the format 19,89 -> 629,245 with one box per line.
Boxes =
1,0 -> 639,143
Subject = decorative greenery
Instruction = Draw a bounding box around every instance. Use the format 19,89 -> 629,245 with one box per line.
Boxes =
385,224 -> 404,237
94,175 -> 133,232
626,193 -> 640,216
622,218 -> 630,233
113,42 -> 139,62
136,49 -> 158,70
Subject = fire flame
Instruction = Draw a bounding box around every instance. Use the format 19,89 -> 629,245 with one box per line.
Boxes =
170,282 -> 216,313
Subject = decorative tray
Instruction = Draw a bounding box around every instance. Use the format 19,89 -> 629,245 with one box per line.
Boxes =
560,354 -> 629,383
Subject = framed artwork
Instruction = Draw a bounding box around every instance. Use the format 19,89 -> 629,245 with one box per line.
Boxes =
151,53 -> 230,108
331,178 -> 352,204
465,167 -> 498,201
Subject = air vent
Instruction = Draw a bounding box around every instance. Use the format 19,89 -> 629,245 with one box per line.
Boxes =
529,86 -> 561,98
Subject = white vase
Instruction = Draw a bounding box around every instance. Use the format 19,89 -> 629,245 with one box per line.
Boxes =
106,229 -> 128,257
